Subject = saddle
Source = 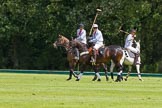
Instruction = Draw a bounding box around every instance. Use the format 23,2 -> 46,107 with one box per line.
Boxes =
88,46 -> 105,56
98,46 -> 105,56
123,49 -> 135,58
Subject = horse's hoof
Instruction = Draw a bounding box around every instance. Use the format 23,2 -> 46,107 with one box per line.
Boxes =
139,79 -> 143,81
121,76 -> 123,81
66,78 -> 71,81
115,75 -> 121,82
92,78 -> 96,81
92,77 -> 97,81
74,75 -> 78,78
97,79 -> 101,82
106,78 -> 109,81
76,79 -> 80,81
111,78 -> 114,81
124,78 -> 127,81
115,79 -> 121,82
106,77 -> 109,81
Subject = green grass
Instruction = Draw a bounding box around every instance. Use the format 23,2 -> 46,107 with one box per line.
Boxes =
0,73 -> 162,108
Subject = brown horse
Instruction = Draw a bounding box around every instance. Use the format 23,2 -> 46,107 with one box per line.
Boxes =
70,39 -> 124,82
53,35 -> 78,80
53,35 -> 108,81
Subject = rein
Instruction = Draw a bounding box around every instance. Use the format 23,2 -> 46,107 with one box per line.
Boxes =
71,40 -> 89,56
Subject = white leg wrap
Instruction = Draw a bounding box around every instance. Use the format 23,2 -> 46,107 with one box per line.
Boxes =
78,73 -> 83,79
96,73 -> 101,79
117,70 -> 122,75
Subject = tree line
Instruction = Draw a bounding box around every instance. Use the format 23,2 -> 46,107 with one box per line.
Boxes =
0,0 -> 161,73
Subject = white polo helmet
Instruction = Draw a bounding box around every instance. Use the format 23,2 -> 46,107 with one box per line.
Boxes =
93,24 -> 98,28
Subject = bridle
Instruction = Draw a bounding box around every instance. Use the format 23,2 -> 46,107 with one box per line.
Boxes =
54,37 -> 71,51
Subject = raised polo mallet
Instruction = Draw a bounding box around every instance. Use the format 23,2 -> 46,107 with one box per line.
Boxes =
118,26 -> 129,35
89,8 -> 102,36
118,27 -> 137,37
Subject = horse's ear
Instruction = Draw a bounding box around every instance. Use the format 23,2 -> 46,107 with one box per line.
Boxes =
58,34 -> 62,38
71,37 -> 74,40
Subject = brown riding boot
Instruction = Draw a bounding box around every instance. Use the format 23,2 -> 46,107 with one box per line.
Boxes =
90,49 -> 97,65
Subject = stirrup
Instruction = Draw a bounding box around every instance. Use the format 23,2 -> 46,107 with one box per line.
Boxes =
74,56 -> 79,60
91,62 -> 96,65
90,58 -> 96,65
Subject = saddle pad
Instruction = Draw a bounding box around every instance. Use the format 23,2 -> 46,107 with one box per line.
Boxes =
124,49 -> 135,58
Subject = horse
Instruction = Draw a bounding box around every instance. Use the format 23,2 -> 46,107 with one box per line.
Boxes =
53,35 -> 109,81
110,40 -> 143,81
53,35 -> 78,80
70,39 -> 124,82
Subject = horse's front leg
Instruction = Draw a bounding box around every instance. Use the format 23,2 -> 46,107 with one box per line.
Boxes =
91,65 -> 98,81
67,62 -> 77,81
136,64 -> 143,81
76,64 -> 86,81
76,71 -> 83,81
92,74 -> 97,81
93,65 -> 101,82
67,68 -> 73,81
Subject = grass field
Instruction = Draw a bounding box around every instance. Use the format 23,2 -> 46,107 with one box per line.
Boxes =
0,73 -> 162,108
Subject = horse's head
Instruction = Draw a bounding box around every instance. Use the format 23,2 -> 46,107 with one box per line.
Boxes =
53,34 -> 70,49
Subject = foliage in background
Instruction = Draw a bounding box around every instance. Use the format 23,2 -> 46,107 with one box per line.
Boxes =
0,0 -> 161,72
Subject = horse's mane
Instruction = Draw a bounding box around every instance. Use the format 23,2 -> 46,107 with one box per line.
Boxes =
71,40 -> 88,52
59,35 -> 69,43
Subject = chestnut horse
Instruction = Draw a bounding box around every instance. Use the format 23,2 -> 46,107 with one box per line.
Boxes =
53,35 -> 77,80
70,39 -> 124,82
53,35 -> 108,81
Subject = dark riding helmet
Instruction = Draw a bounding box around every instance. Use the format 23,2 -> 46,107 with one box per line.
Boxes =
79,23 -> 84,28
130,29 -> 136,33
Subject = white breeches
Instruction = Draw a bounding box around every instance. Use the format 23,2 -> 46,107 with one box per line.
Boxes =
126,46 -> 139,54
94,43 -> 103,50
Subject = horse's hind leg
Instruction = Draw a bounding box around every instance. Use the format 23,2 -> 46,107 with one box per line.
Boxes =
102,63 -> 109,81
115,54 -> 125,82
125,66 -> 132,81
110,60 -> 115,81
115,63 -> 123,82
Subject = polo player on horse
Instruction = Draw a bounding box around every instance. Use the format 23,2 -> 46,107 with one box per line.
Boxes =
124,29 -> 141,65
88,24 -> 104,65
74,23 -> 87,60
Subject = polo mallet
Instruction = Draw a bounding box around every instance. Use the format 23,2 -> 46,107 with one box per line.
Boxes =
118,26 -> 129,35
89,8 -> 102,36
118,26 -> 137,37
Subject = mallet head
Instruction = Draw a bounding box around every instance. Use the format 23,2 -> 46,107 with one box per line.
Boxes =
96,8 -> 102,12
